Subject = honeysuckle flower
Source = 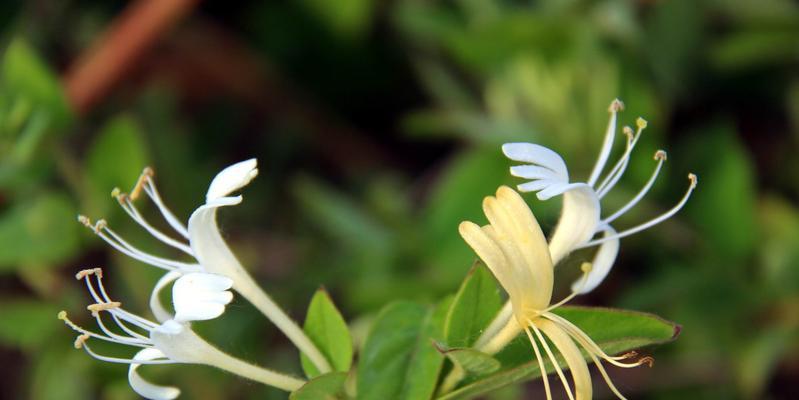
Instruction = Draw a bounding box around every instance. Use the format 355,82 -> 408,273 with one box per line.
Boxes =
77,159 -> 332,373
503,99 -> 697,294
460,186 -> 652,400
58,268 -> 304,399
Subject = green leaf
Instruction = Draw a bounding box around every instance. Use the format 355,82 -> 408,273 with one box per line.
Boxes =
0,300 -> 60,350
434,344 -> 500,376
357,300 -> 448,400
290,372 -> 349,400
444,262 -> 502,347
301,289 -> 353,378
439,306 -> 680,400
0,192 -> 79,271
85,114 -> 150,213
1,39 -> 71,130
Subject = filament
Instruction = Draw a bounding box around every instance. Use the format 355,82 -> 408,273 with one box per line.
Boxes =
523,326 -> 552,400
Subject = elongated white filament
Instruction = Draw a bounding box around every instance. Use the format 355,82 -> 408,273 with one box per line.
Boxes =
530,321 -> 575,400
580,174 -> 697,248
523,326 -> 552,400
596,123 -> 644,197
587,100 -> 624,186
602,152 -> 666,225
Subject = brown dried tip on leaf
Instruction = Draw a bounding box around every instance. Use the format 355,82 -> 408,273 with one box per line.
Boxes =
74,334 -> 90,349
654,150 -> 667,161
87,302 -> 122,317
609,99 -> 625,112
75,268 -> 103,280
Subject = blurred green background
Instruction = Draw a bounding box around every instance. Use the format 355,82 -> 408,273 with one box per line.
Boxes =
0,0 -> 797,398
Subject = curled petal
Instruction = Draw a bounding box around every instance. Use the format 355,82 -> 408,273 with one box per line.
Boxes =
206,159 -> 258,201
173,272 -> 234,322
187,197 -> 245,280
571,227 -> 619,294
548,185 -> 600,265
502,143 -> 569,181
150,271 -> 182,323
128,348 -> 180,400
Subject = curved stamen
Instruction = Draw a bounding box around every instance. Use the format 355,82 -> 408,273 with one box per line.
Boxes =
59,311 -> 142,346
79,271 -> 159,330
92,314 -> 151,346
602,150 -> 667,225
543,312 -> 653,367
580,173 -> 697,249
99,224 -> 197,271
587,99 -> 624,186
581,345 -> 629,399
113,191 -> 194,256
79,340 -> 175,365
523,326 -> 553,400
142,176 -> 189,239
529,321 -> 576,400
597,118 -> 647,198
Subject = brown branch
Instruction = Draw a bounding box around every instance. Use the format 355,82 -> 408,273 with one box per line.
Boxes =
63,0 -> 199,114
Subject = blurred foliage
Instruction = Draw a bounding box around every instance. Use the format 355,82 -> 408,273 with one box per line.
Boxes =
0,0 -> 797,398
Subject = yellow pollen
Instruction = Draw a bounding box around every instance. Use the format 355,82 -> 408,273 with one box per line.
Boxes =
57,310 -> 68,320
129,167 -> 154,200
636,117 -> 648,130
75,268 -> 103,280
609,99 -> 624,112
87,302 -> 121,316
580,262 -> 592,273
654,150 -> 667,161
74,334 -> 90,349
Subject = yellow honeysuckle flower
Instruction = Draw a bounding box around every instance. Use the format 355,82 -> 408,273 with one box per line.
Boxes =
459,186 -> 652,400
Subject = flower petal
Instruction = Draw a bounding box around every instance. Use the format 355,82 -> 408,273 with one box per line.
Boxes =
536,319 -> 592,399
128,348 -> 180,400
173,272 -> 234,322
548,185 -> 600,265
206,159 -> 258,201
187,197 -> 245,279
149,271 -> 182,323
502,143 -> 569,181
572,227 -> 619,294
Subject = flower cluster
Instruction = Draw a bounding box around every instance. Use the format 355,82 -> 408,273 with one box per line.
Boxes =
459,99 -> 696,399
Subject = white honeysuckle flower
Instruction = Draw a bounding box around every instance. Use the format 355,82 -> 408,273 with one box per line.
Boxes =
503,99 -> 697,294
78,158 -> 333,374
59,268 -> 303,399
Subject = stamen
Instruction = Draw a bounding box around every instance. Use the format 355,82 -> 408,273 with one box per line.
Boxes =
596,119 -> 646,197
92,313 -> 151,346
94,219 -> 107,234
523,326 -> 553,400
142,177 -> 190,239
84,221 -> 198,271
59,311 -> 137,345
115,196 -> 194,256
582,173 -> 698,248
75,268 -> 103,280
601,151 -> 667,225
129,167 -> 154,201
581,346 -> 629,400
529,321 -> 576,400
81,342 -> 173,365
74,334 -> 90,349
87,302 -> 121,317
587,99 -> 624,186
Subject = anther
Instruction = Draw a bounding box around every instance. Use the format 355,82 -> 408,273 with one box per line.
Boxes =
129,167 -> 154,200
87,302 -> 121,317
580,262 -> 593,273
636,117 -> 648,130
622,126 -> 634,141
609,99 -> 624,112
620,351 -> 637,359
94,219 -> 107,234
639,356 -> 655,367
688,173 -> 698,188
57,310 -> 68,320
654,150 -> 667,161
74,334 -> 90,349
78,215 -> 92,227
75,268 -> 103,280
